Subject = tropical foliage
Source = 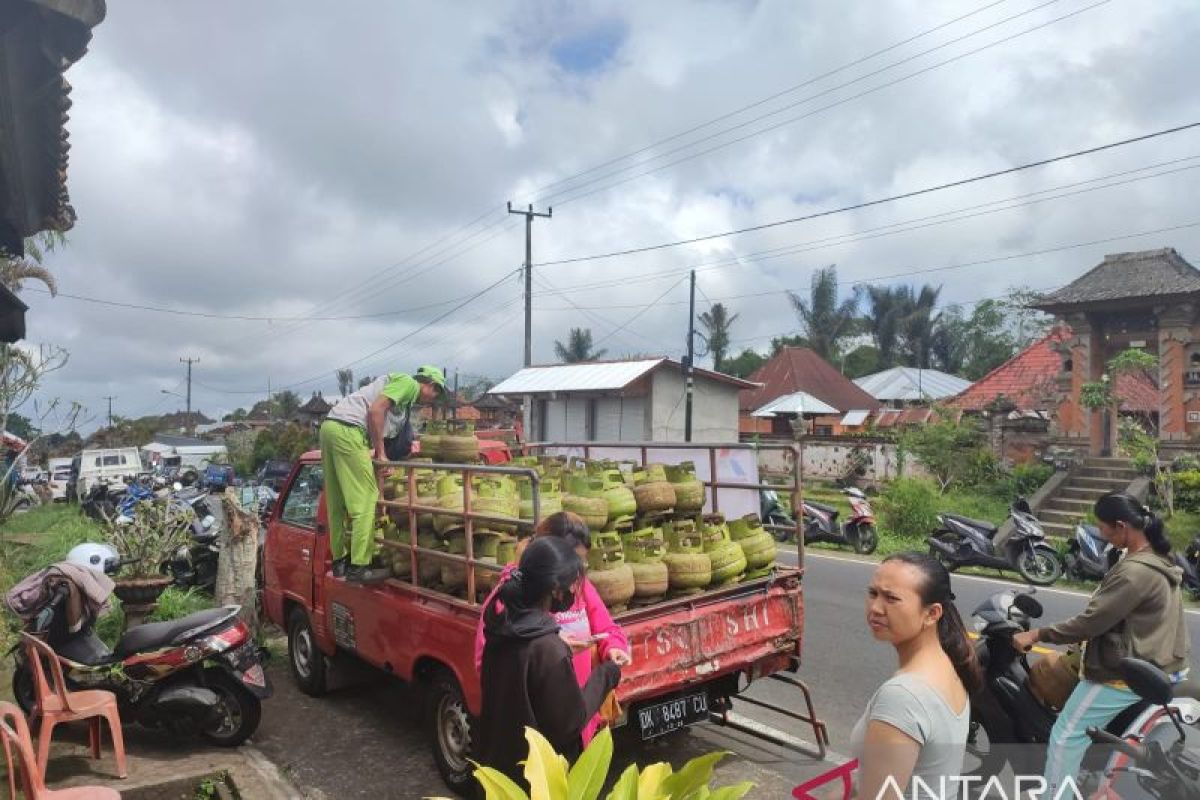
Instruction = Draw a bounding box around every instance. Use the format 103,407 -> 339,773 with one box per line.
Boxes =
786,266 -> 860,361
449,727 -> 752,800
555,328 -> 608,363
698,303 -> 739,372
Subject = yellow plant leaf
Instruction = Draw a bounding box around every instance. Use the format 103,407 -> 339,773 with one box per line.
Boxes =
472,766 -> 531,800
636,762 -> 671,799
567,727 -> 613,800
524,726 -> 570,800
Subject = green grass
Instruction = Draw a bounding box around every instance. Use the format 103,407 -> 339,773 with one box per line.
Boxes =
0,505 -> 216,691
1163,508 -> 1200,552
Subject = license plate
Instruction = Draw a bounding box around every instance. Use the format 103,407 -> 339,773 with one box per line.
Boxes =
636,691 -> 709,740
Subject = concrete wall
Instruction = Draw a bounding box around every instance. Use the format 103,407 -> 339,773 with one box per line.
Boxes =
757,437 -> 932,484
649,369 -> 740,442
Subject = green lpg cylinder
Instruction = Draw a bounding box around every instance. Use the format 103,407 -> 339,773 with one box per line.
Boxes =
632,464 -> 675,515
421,421 -> 445,462
729,513 -> 777,579
701,514 -> 747,586
562,474 -> 609,531
665,462 -> 706,514
622,523 -> 669,602
663,518 -> 711,595
586,531 -> 635,611
601,470 -> 637,527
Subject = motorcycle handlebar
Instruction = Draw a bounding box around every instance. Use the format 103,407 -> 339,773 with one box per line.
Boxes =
1087,727 -> 1145,763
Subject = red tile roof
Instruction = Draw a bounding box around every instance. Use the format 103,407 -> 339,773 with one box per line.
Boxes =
739,347 -> 881,413
951,328 -> 1158,412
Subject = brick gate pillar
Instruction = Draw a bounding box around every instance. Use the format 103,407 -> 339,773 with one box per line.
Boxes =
1157,304 -> 1195,443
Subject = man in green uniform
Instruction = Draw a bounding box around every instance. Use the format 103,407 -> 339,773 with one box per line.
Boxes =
320,365 -> 445,582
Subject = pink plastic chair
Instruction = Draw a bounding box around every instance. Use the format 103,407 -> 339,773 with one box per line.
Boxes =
1,701 -> 120,799
21,633 -> 127,780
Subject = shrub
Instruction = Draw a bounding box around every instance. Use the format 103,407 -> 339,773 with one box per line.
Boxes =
996,462 -> 1054,499
1174,470 -> 1200,513
878,478 -> 940,541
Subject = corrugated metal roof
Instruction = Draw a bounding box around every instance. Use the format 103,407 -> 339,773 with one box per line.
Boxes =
489,358 -> 756,395
752,391 -> 838,417
841,410 -> 871,426
854,367 -> 971,401
489,359 -> 666,394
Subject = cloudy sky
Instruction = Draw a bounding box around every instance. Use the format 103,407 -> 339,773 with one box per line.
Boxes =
21,0 -> 1200,430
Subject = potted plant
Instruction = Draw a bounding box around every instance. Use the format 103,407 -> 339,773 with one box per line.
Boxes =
101,497 -> 194,627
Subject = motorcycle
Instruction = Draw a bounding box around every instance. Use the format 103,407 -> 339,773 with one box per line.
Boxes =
1087,658 -> 1200,799
801,487 -> 878,554
162,486 -> 220,592
80,480 -> 122,523
1063,523 -> 1119,582
927,498 -> 1062,585
967,589 -> 1154,780
9,543 -> 270,746
760,488 -> 797,542
1183,534 -> 1200,601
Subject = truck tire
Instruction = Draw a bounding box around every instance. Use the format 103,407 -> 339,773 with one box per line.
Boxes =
288,608 -> 328,696
427,671 -> 477,796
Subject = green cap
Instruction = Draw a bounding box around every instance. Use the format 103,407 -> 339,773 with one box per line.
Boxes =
415,365 -> 447,393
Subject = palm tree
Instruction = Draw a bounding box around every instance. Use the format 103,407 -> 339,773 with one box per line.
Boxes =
698,303 -> 739,372
900,285 -> 942,368
864,285 -> 907,368
786,266 -> 860,361
336,368 -> 354,397
554,328 -> 607,363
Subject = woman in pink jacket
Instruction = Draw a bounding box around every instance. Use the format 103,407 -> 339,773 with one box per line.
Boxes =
474,512 -> 631,743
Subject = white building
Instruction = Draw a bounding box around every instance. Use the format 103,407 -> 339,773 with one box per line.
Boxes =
488,358 -> 757,443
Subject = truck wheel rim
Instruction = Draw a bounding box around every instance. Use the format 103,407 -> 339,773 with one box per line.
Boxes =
438,695 -> 471,773
294,628 -> 314,677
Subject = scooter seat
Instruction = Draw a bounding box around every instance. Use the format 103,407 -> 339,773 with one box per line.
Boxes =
943,513 -> 998,534
804,500 -> 839,517
114,606 -> 238,658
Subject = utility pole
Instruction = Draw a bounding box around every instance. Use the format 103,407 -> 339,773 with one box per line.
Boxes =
102,395 -> 116,428
180,357 -> 199,435
507,202 -> 552,368
684,270 -> 696,442
452,370 -> 459,420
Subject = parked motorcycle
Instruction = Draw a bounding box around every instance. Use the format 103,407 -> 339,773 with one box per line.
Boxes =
760,488 -> 797,541
801,487 -> 878,554
80,480 -> 121,523
9,543 -> 269,746
1087,658 -> 1200,799
1183,534 -> 1200,601
1063,523 -> 1119,581
162,486 -> 220,592
927,498 -> 1062,585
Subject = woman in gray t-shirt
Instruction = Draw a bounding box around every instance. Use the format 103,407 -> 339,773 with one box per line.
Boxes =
851,553 -> 980,799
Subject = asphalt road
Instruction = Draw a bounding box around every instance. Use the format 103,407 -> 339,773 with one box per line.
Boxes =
758,549 -> 1200,750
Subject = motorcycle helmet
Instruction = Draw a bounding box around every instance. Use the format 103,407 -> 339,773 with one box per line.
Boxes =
66,542 -> 119,575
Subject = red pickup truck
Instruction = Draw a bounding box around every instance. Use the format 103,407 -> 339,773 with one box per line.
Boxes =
262,442 -> 823,796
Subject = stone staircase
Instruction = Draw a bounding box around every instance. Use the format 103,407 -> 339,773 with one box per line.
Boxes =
1037,457 -> 1139,538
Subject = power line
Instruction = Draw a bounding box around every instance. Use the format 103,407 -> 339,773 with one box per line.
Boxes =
203,267 -> 523,395
531,157 -> 1200,301
538,221 -> 1200,314
524,0 -> 1013,202
537,0 -> 1073,208
541,0 -> 1107,210
534,121 -> 1200,267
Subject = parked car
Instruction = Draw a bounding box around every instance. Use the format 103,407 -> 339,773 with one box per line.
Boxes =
204,464 -> 236,493
47,458 -> 74,502
76,447 -> 144,499
255,459 -> 292,491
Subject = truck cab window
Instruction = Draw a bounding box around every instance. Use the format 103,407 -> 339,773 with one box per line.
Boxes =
280,465 -> 324,530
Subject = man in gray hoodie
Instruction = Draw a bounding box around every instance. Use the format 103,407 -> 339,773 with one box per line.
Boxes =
1014,493 -> 1191,793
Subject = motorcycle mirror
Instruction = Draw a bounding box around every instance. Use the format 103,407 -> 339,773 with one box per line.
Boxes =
1119,658 -> 1173,706
1011,497 -> 1033,515
1012,593 -> 1043,619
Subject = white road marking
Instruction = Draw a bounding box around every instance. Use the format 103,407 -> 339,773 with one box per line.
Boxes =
789,550 -> 1200,616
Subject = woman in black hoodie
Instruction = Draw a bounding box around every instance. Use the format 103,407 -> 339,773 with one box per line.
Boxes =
479,536 -> 621,783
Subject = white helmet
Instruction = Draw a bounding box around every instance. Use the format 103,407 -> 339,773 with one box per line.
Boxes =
66,542 -> 119,574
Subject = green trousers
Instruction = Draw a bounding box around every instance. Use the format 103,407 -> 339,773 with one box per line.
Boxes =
319,419 -> 378,567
